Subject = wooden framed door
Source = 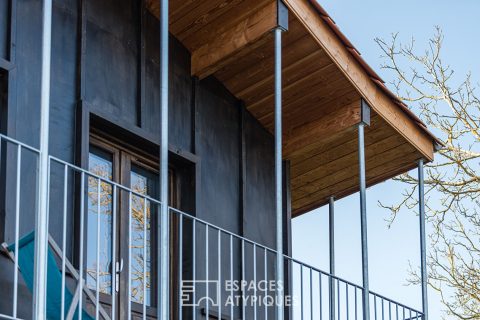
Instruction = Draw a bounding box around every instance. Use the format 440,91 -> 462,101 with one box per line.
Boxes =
86,135 -> 180,319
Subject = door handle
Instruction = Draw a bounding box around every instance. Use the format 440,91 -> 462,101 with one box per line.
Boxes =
116,259 -> 124,273
115,259 -> 124,293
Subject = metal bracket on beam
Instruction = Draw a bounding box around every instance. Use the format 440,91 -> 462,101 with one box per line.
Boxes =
277,0 -> 289,31
361,99 -> 371,126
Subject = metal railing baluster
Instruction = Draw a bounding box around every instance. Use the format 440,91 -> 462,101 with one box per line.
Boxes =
79,172 -> 85,320
355,287 -> 358,320
193,219 -> 197,320
300,264 -> 304,320
310,268 -> 313,320
127,191 -> 132,320
142,195 -> 147,320
179,213 -> 183,320
95,178 -> 101,320
319,273 -> 323,320
230,234 -> 234,320
218,228 -> 222,319
346,282 -> 349,320
111,185 -> 117,320
337,278 -> 340,320
382,298 -> 384,320
206,224 -> 209,319
61,165 -> 68,320
253,244 -> 257,320
264,248 -> 268,320
13,144 -> 21,318
242,239 -> 245,320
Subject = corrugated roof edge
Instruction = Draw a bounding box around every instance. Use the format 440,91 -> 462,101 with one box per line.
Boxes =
307,0 -> 443,148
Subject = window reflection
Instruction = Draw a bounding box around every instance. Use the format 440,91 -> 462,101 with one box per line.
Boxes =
87,148 -> 113,295
130,166 -> 156,306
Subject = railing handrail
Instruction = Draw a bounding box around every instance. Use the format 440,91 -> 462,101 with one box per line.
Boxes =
49,155 -> 164,206
169,205 -> 424,316
370,291 -> 423,314
0,134 -> 40,153
0,133 -> 424,318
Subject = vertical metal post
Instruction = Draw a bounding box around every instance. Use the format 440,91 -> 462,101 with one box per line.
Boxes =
33,0 -> 53,318
358,123 -> 370,320
158,0 -> 169,318
274,26 -> 284,320
418,159 -> 428,320
329,197 -> 335,320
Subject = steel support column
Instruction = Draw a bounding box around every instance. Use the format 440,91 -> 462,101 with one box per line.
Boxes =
418,159 -> 428,320
358,122 -> 370,320
33,0 -> 53,319
274,26 -> 284,320
329,197 -> 335,320
158,0 -> 169,318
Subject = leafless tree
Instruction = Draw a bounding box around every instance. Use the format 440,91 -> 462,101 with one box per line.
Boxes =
375,27 -> 480,319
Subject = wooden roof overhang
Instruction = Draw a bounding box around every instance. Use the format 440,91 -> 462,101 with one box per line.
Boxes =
146,0 -> 440,217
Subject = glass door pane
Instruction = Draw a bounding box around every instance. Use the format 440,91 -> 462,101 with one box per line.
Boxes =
130,164 -> 157,306
87,147 -> 114,294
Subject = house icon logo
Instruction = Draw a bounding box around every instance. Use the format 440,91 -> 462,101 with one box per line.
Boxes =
180,280 -> 220,307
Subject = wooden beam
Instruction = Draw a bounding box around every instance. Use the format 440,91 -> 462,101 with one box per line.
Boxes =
283,0 -> 434,161
191,1 -> 278,79
283,99 -> 361,156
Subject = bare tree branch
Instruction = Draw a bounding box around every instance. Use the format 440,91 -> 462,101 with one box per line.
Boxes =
375,28 -> 480,319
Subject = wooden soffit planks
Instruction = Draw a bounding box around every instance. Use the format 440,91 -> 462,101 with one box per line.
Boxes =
282,0 -> 435,161
290,112 -> 424,216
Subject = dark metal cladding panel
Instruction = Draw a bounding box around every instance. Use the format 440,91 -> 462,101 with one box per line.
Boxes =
47,4 -> 78,276
196,77 -> 241,232
168,36 -> 194,152
85,0 -> 138,126
14,0 -> 42,147
0,0 -> 8,60
243,110 -> 276,319
243,111 -> 275,248
50,4 -> 78,162
194,77 -> 242,318
143,12 -> 193,151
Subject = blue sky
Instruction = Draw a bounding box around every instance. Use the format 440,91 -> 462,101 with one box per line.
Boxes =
292,1 -> 480,319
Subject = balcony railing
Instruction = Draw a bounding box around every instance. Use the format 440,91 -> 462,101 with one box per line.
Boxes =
0,134 -> 423,320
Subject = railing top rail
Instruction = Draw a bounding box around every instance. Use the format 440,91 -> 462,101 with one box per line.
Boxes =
0,134 -> 40,153
49,155 -> 164,205
170,205 -> 424,315
370,290 -> 424,314
283,255 -> 364,290
169,206 -> 278,255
